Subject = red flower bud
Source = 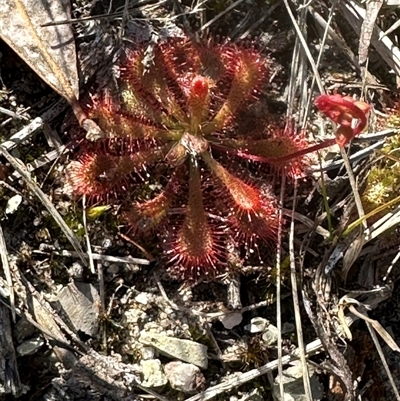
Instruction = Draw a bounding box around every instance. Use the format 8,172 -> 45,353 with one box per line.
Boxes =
315,94 -> 370,146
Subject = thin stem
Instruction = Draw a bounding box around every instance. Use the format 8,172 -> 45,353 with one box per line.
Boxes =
210,138 -> 337,164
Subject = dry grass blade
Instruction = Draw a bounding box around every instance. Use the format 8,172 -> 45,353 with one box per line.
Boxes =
1,99 -> 68,151
184,339 -> 324,401
200,0 -> 245,31
381,18 -> 400,38
289,181 -> 313,401
28,295 -> 77,368
358,0 -> 384,65
283,1 -> 315,398
348,303 -> 400,400
340,147 -> 367,228
303,1 -> 337,128
0,303 -> 23,396
335,290 -> 399,399
309,4 -> 359,71
337,303 -> 353,341
282,209 -> 330,238
364,321 -> 400,400
341,0 -> 400,76
238,2 -> 280,40
0,224 -> 15,322
338,143 -> 370,278
276,176 -> 285,400
316,138 -> 387,173
278,0 -> 312,390
0,284 -> 86,355
1,118 -> 44,151
0,146 -> 87,266
82,196 -> 95,274
365,204 -> 400,241
0,106 -> 29,121
21,273 -> 89,353
383,250 -> 400,282
347,302 -> 400,352
281,4 -> 308,386
283,0 -> 324,97
342,235 -> 366,281
33,249 -> 150,265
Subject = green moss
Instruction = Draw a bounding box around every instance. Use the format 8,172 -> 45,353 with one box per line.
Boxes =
361,136 -> 400,220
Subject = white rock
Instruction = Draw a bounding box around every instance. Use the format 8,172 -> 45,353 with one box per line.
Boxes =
140,359 -> 167,388
141,346 -> 155,360
17,336 -> 44,356
164,361 -> 205,394
272,363 -> 323,401
57,282 -> 100,337
139,333 -> 208,369
135,292 -> 150,305
238,388 -> 264,401
245,317 -> 269,333
5,194 -> 22,214
262,324 -> 279,346
220,311 -> 243,329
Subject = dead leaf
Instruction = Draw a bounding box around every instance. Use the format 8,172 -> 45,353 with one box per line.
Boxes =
342,231 -> 366,280
0,0 -> 104,138
30,296 -> 77,368
338,304 -> 353,341
349,304 -> 400,352
0,0 -> 78,100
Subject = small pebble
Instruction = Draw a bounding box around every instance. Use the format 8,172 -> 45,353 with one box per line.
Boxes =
141,346 -> 155,360
102,238 -> 112,248
164,361 -> 205,394
220,311 -> 243,329
107,264 -> 119,275
135,292 -> 150,305
140,359 -> 167,388
244,317 -> 269,333
68,262 -> 84,279
17,336 -> 45,356
139,333 -> 208,369
262,324 -> 279,346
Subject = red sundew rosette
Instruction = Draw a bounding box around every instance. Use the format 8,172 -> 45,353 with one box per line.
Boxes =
67,36 -> 285,278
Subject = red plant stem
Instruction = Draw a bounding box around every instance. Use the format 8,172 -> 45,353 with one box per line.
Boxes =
210,137 -> 337,164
